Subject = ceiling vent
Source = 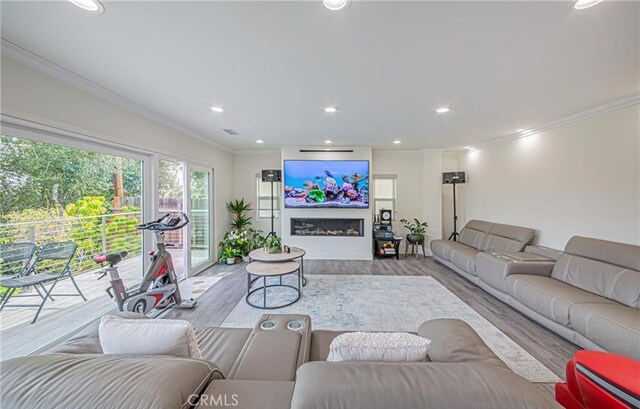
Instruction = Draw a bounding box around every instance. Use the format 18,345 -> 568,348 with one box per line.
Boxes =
223,129 -> 240,136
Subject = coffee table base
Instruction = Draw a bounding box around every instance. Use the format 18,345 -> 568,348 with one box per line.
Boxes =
246,272 -> 301,310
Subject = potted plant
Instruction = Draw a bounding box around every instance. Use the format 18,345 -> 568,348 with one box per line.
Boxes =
264,234 -> 282,254
220,247 -> 240,264
400,218 -> 428,244
226,199 -> 253,230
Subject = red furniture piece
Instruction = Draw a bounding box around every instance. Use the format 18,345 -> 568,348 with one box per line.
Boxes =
556,350 -> 640,409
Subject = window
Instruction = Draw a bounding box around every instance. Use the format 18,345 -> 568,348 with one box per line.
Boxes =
256,175 -> 280,219
373,175 -> 397,220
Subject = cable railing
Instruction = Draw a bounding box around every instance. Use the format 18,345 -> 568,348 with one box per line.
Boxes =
0,212 -> 143,275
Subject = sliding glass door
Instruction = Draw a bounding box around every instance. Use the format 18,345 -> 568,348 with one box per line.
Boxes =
156,160 -> 214,279
188,166 -> 213,272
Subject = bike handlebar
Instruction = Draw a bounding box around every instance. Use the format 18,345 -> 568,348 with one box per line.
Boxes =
136,212 -> 190,231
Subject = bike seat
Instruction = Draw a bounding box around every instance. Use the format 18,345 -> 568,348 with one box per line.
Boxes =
94,251 -> 128,266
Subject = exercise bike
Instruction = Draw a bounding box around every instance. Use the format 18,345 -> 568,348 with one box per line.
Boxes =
94,213 -> 196,315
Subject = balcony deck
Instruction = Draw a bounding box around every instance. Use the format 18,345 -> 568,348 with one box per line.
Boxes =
0,252 -> 184,360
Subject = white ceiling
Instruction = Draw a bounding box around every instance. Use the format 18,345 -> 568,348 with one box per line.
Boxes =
1,1 -> 638,151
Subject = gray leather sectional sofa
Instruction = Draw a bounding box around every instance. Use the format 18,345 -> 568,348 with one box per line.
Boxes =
431,219 -> 536,283
1,313 -> 560,409
431,220 -> 640,361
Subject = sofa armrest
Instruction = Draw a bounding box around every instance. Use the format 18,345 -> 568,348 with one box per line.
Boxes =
417,319 -> 507,368
476,252 -> 555,295
0,354 -> 222,409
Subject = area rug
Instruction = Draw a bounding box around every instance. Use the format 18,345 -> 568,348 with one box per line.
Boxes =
222,274 -> 561,383
179,276 -> 222,300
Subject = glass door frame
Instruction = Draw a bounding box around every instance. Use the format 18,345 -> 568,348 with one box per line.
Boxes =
185,164 -> 214,275
1,121 -> 154,274
153,156 -> 215,278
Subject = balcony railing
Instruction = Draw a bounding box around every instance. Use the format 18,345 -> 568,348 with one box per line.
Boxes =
0,212 -> 143,274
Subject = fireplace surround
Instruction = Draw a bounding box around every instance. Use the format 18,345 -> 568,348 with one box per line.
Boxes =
291,218 -> 364,237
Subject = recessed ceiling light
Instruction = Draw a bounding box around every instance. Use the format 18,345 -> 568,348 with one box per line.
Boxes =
256,140 -> 264,144
210,106 -> 224,113
325,140 -> 333,144
393,140 -> 402,144
323,0 -> 349,11
324,107 -> 337,113
464,146 -> 471,149
68,0 -> 104,13
436,107 -> 450,114
574,0 -> 605,9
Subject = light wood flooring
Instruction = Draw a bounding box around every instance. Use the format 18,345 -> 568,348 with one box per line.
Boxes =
162,256 -> 580,396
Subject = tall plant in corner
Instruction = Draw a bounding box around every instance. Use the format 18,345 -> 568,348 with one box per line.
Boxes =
226,199 -> 252,230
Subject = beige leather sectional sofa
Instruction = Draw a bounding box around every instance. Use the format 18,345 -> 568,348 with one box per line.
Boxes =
431,220 -> 536,283
431,220 -> 640,361
1,313 -> 560,409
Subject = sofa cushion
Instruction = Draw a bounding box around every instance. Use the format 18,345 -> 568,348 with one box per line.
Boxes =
569,302 -> 640,361
99,315 -> 202,358
506,275 -> 614,326
291,361 -> 560,409
458,220 -> 535,253
430,239 -> 470,261
564,236 -> 640,271
459,227 -> 487,250
450,245 -> 481,276
551,252 -> 640,309
326,332 -> 430,362
195,327 -> 252,377
0,354 -> 222,409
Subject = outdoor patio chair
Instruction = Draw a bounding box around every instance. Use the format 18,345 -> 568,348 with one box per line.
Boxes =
0,242 -> 53,303
0,241 -> 87,324
0,242 -> 37,277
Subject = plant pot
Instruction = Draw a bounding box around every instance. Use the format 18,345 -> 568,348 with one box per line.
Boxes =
226,258 -> 236,265
242,255 -> 250,263
407,234 -> 424,245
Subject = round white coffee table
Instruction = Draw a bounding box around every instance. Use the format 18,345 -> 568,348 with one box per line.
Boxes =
248,247 -> 307,286
246,260 -> 301,309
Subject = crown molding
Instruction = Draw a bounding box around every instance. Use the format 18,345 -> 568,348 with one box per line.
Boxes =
454,94 -> 640,153
1,39 -> 232,153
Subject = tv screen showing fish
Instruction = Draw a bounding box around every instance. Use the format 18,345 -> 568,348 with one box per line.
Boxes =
283,160 -> 369,208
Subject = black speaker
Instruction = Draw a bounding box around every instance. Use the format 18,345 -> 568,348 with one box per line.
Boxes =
442,171 -> 466,184
261,169 -> 282,182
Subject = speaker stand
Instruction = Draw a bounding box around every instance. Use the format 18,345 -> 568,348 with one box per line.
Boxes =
448,181 -> 459,241
265,179 -> 277,239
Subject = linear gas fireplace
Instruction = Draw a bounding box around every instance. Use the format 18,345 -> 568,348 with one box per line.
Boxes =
291,218 -> 364,237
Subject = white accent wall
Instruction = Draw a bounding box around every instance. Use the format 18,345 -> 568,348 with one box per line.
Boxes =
281,147 -> 373,260
456,104 -> 640,249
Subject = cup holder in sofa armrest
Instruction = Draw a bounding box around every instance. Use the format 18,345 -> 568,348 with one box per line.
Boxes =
228,314 -> 312,381
260,320 -> 278,330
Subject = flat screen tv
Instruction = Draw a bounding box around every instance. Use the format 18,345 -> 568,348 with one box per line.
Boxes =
284,160 -> 369,208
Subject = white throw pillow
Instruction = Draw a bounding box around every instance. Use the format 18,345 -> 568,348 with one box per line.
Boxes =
327,332 -> 430,362
99,315 -> 202,359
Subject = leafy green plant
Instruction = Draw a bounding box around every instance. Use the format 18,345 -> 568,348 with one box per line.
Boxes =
226,199 -> 253,230
264,234 -> 282,254
400,218 -> 429,236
